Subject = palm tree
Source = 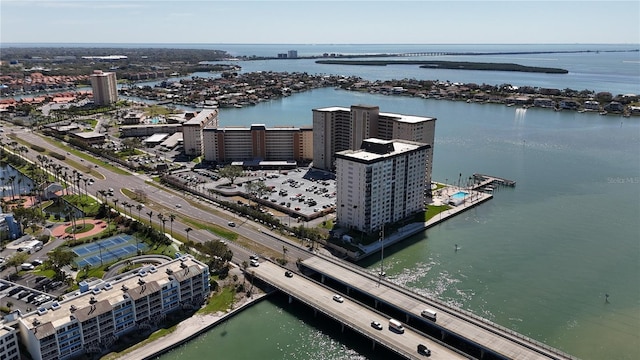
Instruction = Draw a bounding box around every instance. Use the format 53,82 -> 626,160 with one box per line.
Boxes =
146,211 -> 153,227
7,175 -> 16,200
169,213 -> 176,237
157,213 -> 166,234
282,245 -> 288,264
136,204 -> 143,220
98,190 -> 107,202
185,227 -> 192,243
82,178 -> 89,199
121,201 -> 129,216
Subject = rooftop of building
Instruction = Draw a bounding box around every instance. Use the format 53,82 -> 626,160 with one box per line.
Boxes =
19,255 -> 208,335
183,108 -> 218,126
312,105 -> 435,123
336,138 -> 429,163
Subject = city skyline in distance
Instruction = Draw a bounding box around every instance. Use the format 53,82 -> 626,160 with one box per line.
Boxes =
1,0 -> 639,45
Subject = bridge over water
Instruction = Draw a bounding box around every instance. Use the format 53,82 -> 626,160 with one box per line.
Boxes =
250,255 -> 576,360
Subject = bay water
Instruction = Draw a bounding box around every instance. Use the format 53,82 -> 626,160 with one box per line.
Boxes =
156,86 -> 639,360
7,43 -> 635,359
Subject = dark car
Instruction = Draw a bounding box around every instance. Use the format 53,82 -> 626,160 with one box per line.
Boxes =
285,271 -> 293,278
417,344 -> 431,357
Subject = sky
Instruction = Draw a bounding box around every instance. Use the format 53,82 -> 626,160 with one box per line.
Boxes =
1,0 -> 639,45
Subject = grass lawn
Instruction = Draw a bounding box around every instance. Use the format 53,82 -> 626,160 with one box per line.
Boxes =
100,286 -> 235,360
33,269 -> 56,278
198,286 -> 235,315
425,204 -> 450,220
64,223 -> 95,234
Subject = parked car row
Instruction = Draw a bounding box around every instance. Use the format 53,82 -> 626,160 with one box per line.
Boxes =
0,280 -> 52,307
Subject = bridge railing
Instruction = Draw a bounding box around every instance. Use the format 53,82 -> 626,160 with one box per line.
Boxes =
313,253 -> 578,360
252,266 -> 418,360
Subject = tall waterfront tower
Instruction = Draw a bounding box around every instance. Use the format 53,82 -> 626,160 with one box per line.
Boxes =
312,104 -> 436,186
335,139 -> 429,234
89,70 -> 118,106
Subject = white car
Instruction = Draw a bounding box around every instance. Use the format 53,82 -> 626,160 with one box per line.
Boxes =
250,259 -> 260,267
332,294 -> 344,303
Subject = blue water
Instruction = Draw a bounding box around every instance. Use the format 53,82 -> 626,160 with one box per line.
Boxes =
2,44 -> 639,359
157,56 -> 637,359
70,43 -> 640,95
451,191 -> 468,199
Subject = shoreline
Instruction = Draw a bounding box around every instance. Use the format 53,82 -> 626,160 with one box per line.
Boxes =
112,292 -> 270,360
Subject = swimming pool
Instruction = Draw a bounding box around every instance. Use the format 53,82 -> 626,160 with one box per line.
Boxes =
451,191 -> 468,199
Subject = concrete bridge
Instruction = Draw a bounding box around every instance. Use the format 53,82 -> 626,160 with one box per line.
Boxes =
250,255 -> 576,360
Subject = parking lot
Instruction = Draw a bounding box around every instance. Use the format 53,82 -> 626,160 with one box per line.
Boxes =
170,166 -> 338,221
0,272 -> 67,313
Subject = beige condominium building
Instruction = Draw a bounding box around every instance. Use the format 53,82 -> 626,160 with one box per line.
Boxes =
202,124 -> 313,164
335,138 -> 429,234
312,104 -> 436,185
16,255 -> 210,360
0,325 -> 20,360
182,108 -> 219,157
89,70 -> 118,106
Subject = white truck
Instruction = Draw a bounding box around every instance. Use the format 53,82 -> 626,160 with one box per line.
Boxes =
388,318 -> 405,333
19,240 -> 43,254
421,308 -> 437,321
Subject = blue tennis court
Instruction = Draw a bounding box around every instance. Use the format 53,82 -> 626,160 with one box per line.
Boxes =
73,234 -> 148,268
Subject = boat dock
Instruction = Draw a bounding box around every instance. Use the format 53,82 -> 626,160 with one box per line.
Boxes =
472,173 -> 516,189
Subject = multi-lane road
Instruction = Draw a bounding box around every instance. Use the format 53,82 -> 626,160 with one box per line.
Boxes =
9,127 -> 313,266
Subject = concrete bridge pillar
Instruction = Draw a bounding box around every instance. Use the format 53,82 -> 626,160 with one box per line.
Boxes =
321,274 -> 325,283
480,349 -> 485,359
313,309 -> 317,317
346,287 -> 350,295
341,323 -> 345,333
441,330 -> 447,340
288,295 -> 293,304
405,314 -> 410,323
372,340 -> 376,350
374,299 -> 378,308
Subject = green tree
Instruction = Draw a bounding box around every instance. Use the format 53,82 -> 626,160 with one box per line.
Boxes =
6,252 -> 29,274
218,165 -> 244,186
245,180 -> 270,207
48,248 -> 76,279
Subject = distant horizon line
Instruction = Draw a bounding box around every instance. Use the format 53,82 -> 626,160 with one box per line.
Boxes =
2,42 -> 638,46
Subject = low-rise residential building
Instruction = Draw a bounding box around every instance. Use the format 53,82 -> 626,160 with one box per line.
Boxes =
559,99 -> 580,110
120,124 -> 182,138
583,100 -> 600,111
0,324 -> 20,360
533,98 -> 556,108
69,132 -> 106,145
17,255 -> 210,360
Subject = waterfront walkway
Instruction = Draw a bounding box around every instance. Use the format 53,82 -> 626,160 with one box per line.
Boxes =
116,293 -> 268,360
351,185 -> 493,260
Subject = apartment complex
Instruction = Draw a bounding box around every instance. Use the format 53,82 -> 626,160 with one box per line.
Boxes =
0,325 -> 20,360
89,70 -> 118,106
335,139 -> 429,234
17,255 -> 210,360
312,105 -> 436,185
182,108 -> 219,156
202,124 -> 313,164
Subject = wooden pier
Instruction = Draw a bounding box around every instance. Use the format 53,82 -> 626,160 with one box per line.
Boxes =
472,173 -> 516,188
